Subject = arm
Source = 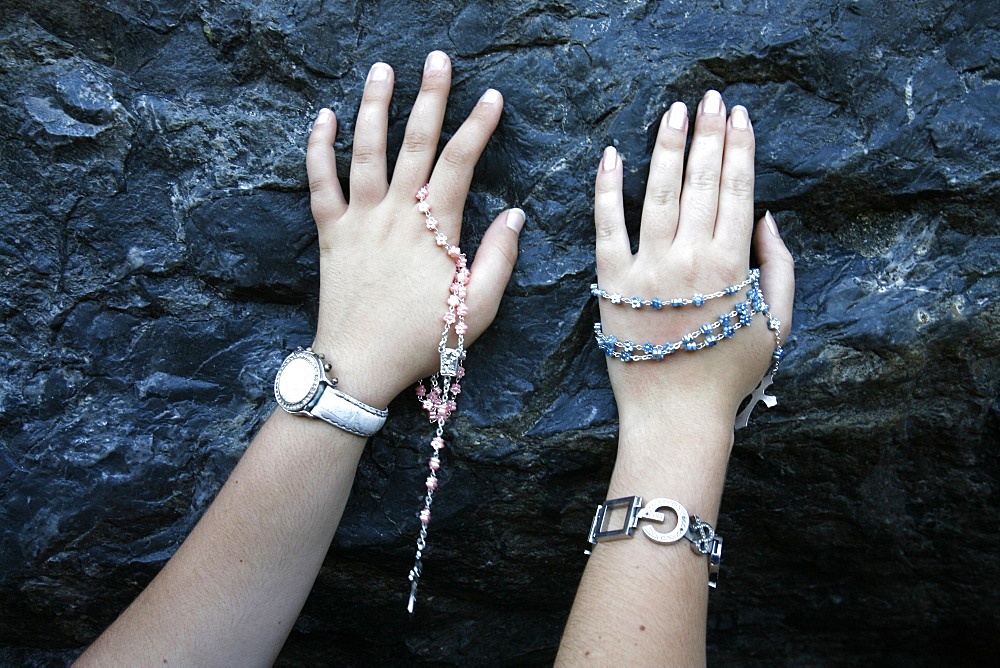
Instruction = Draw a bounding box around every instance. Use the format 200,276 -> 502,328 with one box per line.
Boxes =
557,91 -> 795,664
78,51 -> 523,666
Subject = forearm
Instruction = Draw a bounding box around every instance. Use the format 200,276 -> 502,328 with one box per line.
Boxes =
78,408 -> 367,666
557,408 -> 732,666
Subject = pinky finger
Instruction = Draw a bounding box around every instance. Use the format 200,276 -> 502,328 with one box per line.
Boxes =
306,108 -> 348,229
595,146 -> 631,275
753,211 -> 795,340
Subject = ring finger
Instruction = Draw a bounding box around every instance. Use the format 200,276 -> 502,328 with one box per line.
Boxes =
349,61 -> 394,206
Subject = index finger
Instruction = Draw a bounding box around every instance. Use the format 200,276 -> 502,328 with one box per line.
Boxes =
424,87 -> 504,239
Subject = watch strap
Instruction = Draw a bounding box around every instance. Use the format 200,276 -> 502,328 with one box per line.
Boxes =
311,384 -> 388,437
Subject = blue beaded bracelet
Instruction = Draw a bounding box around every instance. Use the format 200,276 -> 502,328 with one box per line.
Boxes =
590,270 -> 785,428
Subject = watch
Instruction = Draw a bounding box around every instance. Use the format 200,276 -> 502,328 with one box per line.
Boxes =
273,347 -> 388,437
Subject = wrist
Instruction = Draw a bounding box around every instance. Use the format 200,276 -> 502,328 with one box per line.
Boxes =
308,338 -> 403,409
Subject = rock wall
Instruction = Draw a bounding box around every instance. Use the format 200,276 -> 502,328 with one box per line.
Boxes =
1,0 -> 997,664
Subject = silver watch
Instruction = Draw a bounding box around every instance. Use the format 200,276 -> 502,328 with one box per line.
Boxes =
274,347 -> 388,437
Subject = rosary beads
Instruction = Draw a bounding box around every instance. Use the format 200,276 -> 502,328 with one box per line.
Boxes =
407,184 -> 470,613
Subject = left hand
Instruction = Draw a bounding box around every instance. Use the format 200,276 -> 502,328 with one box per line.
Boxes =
305,51 -> 524,408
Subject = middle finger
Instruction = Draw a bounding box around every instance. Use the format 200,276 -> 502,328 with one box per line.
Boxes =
391,51 -> 453,199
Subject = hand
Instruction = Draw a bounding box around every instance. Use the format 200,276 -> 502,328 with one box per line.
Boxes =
594,90 -> 795,428
306,51 -> 523,408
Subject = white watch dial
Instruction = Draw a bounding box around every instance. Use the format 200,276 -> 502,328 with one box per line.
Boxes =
274,351 -> 322,412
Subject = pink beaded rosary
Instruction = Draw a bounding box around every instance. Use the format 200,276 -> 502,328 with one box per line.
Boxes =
407,184 -> 470,613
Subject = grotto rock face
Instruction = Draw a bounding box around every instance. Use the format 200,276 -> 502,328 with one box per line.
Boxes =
1,1 -> 998,664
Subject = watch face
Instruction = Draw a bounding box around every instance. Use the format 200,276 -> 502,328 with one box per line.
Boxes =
274,351 -> 322,412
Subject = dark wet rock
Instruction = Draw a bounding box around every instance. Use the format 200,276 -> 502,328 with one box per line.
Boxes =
1,1 -> 998,665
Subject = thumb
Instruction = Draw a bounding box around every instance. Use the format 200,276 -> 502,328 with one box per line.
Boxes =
753,211 -> 795,341
465,208 -> 525,343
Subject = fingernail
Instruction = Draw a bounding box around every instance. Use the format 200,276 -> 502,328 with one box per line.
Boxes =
703,90 -> 722,115
602,146 -> 619,172
426,51 -> 448,73
765,210 -> 780,237
369,63 -> 390,82
481,88 -> 501,105
731,105 -> 750,130
315,108 -> 332,126
506,208 -> 525,233
667,102 -> 686,130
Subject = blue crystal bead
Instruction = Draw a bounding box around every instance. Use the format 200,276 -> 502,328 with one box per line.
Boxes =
630,297 -> 642,308
642,342 -> 654,354
652,347 -> 666,360
685,341 -> 698,351
741,311 -> 753,325
692,293 -> 705,306
671,298 -> 684,307
622,340 -> 634,352
651,298 -> 663,310
704,336 -> 717,347
700,323 -> 714,335
719,313 -> 732,326
723,325 -> 736,338
725,284 -> 739,294
773,346 -> 784,361
590,283 -> 601,296
610,293 -> 622,304
620,349 -> 632,362
768,318 -> 780,331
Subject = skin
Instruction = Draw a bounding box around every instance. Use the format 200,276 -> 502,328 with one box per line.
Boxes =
77,51 -> 523,666
555,92 -> 795,665
77,56 -> 795,665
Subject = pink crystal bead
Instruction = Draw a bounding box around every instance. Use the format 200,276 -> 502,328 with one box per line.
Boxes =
443,312 -> 456,324
447,295 -> 460,307
425,476 -> 438,490
425,219 -> 437,231
448,246 -> 462,258
416,384 -> 427,398
417,201 -> 430,213
428,457 -> 440,471
456,269 -> 471,285
435,233 -> 447,246
431,437 -> 445,450
449,283 -> 461,295
417,185 -> 429,200
420,509 -> 431,524
455,322 -> 468,335
450,383 -> 461,395
456,366 -> 465,378
456,304 -> 469,316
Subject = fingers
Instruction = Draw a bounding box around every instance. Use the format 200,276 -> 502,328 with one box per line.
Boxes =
349,62 -> 394,206
713,105 -> 756,252
753,212 -> 795,340
595,146 -> 632,276
426,87 -> 505,238
675,90 -> 727,243
306,108 -> 348,229
639,102 -> 688,255
465,208 -> 525,340
391,51 -> 453,199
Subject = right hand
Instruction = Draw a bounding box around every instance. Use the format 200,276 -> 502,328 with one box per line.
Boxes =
306,51 -> 524,408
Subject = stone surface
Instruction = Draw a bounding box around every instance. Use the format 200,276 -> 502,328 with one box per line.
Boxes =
1,0 -> 998,664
